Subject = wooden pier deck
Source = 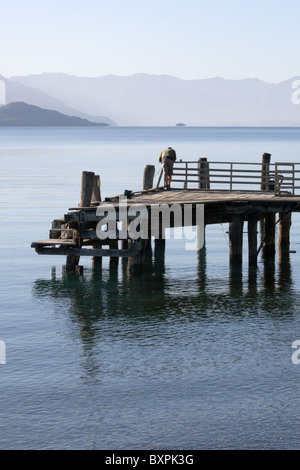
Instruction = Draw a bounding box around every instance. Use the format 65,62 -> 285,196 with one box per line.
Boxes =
31,155 -> 300,275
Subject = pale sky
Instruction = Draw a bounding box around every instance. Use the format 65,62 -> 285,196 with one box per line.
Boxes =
1,0 -> 299,82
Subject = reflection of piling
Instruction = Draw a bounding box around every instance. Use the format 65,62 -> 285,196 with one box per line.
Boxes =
197,240 -> 207,290
278,251 -> 292,289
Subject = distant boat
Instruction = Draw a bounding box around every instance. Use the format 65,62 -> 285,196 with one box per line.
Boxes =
176,122 -> 186,127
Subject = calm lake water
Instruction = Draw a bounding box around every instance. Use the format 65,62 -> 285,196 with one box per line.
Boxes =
1,126 -> 300,450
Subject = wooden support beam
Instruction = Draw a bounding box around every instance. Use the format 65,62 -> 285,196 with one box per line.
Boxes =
229,215 -> 244,265
277,211 -> 292,253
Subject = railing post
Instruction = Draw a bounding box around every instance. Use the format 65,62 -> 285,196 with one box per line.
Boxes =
198,158 -> 210,189
230,163 -> 233,191
292,164 -> 295,195
261,153 -> 271,191
184,162 -> 188,189
275,164 -> 279,195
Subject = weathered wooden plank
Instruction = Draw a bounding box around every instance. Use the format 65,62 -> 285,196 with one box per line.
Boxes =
34,246 -> 140,258
31,239 -> 77,247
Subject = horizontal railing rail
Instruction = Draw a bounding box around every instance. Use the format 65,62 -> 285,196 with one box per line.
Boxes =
160,160 -> 300,195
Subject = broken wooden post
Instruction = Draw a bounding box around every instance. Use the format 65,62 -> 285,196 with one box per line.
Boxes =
229,215 -> 244,265
67,170 -> 95,271
91,174 -> 101,204
277,211 -> 292,253
198,158 -> 210,189
80,171 -> 95,207
261,153 -> 271,191
143,165 -> 155,190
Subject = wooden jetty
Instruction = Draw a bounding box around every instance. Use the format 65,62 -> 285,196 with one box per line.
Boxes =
31,153 -> 300,275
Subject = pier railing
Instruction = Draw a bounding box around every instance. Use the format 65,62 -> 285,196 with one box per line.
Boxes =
164,160 -> 300,195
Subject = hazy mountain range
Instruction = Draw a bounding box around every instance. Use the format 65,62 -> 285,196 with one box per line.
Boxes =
0,102 -> 107,126
1,72 -> 300,126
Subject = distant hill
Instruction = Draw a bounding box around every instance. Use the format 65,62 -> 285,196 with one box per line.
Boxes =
0,75 -> 116,126
0,102 -> 109,126
10,72 -> 300,126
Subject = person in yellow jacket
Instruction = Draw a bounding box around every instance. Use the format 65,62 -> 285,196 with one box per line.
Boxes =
158,147 -> 176,190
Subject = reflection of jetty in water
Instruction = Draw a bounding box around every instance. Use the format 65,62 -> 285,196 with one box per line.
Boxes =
33,237 -> 295,323
32,236 -> 296,382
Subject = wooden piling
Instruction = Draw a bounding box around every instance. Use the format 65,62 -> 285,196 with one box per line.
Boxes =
263,213 -> 276,258
229,215 -> 244,265
67,171 -> 95,271
143,165 -> 155,190
109,239 -> 119,268
261,153 -> 271,191
126,240 -> 147,275
91,174 -> 101,203
198,158 -> 210,189
80,171 -> 95,207
66,254 -> 81,273
92,242 -> 103,270
248,214 -> 258,266
277,212 -> 292,253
